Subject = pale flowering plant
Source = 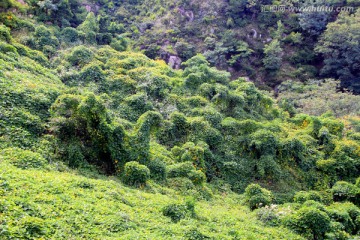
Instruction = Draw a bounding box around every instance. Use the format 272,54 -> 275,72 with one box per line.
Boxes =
256,204 -> 293,226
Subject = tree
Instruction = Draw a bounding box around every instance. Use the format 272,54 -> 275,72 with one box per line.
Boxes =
274,20 -> 284,40
298,0 -> 332,37
77,12 -> 99,33
285,207 -> 331,240
316,10 -> 360,93
263,39 -> 282,71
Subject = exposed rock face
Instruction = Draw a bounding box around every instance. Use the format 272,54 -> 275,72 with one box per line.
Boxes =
168,56 -> 182,69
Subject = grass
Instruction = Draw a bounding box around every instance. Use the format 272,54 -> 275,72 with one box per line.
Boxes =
0,160 -> 303,239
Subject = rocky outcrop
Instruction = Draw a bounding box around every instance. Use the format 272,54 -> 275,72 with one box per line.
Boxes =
168,56 -> 182,69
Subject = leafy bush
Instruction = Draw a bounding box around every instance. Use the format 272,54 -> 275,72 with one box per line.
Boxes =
0,42 -> 17,54
167,162 -> 206,185
67,46 -> 94,67
316,11 -> 360,93
110,37 -> 129,52
0,24 -> 11,43
175,41 -> 196,61
18,216 -> 48,238
77,12 -> 99,33
162,199 -> 196,223
184,229 -> 210,239
122,161 -> 150,187
33,25 -> 59,54
79,62 -> 106,83
263,39 -> 282,71
1,148 -> 47,169
61,27 -> 79,43
293,191 -> 323,204
284,207 -> 331,240
331,181 -> 360,205
326,202 -> 360,235
245,184 -> 273,210
147,158 -> 166,181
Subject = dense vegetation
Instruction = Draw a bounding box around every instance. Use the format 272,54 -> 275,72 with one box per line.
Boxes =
0,0 -> 360,239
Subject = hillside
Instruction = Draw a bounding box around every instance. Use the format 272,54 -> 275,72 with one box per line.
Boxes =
1,0 -> 360,239
0,160 -> 305,239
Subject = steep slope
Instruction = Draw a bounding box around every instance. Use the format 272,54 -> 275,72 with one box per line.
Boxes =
0,160 -> 304,239
1,2 -> 360,239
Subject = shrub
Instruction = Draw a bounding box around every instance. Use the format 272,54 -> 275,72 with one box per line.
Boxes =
108,22 -> 125,34
110,37 -> 129,52
0,24 -> 11,43
1,148 -> 47,169
79,62 -> 106,83
325,221 -> 350,240
175,41 -> 196,61
167,162 -> 206,185
331,181 -> 360,205
284,207 -> 331,239
256,204 -> 283,226
187,170 -> 206,185
294,191 -> 323,204
147,158 -> 166,181
61,27 -> 78,43
122,161 -> 150,187
326,202 -> 360,235
18,216 -> 48,238
263,39 -> 282,71
0,42 -> 17,54
162,199 -> 196,223
166,177 -> 195,192
356,177 -> 360,188
77,12 -> 99,33
96,33 -> 112,45
302,200 -> 327,212
67,46 -> 94,67
33,25 -> 59,53
244,184 -> 273,210
85,31 -> 96,44
167,162 -> 194,178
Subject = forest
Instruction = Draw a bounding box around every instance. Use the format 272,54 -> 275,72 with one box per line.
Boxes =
0,0 -> 360,239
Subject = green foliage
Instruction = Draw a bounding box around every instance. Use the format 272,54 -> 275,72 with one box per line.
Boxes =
298,0 -> 331,36
108,22 -> 125,34
0,41 -> 17,54
331,181 -> 360,205
175,41 -> 196,61
77,12 -> 99,33
1,148 -> 47,169
67,46 -> 94,67
183,54 -> 230,89
32,25 -> 59,55
122,161 -> 150,187
326,202 -> 360,235
293,191 -> 324,204
316,10 -> 360,93
284,207 -> 331,240
147,158 -> 167,181
263,39 -> 282,71
0,24 -> 12,43
61,27 -> 79,43
277,80 -> 360,117
245,184 -> 273,210
79,62 -> 106,83
49,93 -> 124,170
162,199 -> 196,223
110,37 -> 130,52
167,162 -> 206,185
